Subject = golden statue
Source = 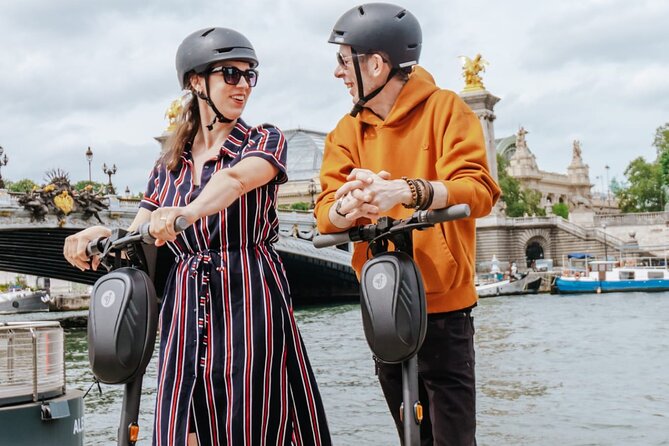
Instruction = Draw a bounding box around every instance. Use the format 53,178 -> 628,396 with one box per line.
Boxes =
54,190 -> 74,215
165,98 -> 183,132
460,54 -> 489,92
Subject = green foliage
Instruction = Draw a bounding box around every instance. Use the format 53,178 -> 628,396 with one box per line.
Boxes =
73,180 -> 107,193
659,150 -> 669,189
614,157 -> 666,212
612,123 -> 669,212
7,178 -> 38,193
497,154 -> 546,217
653,123 -> 669,156
289,201 -> 311,211
552,202 -> 569,219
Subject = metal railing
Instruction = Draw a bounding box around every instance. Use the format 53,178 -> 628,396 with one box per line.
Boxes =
0,321 -> 65,405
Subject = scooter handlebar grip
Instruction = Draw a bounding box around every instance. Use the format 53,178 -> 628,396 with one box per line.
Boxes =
86,238 -> 104,257
139,217 -> 190,244
174,216 -> 190,233
313,231 -> 352,249
424,204 -> 471,224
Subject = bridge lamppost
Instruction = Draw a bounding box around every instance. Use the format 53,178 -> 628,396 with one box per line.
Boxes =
102,163 -> 117,195
308,178 -> 317,209
85,146 -> 93,183
605,164 -> 610,206
602,222 -> 608,260
0,146 -> 8,189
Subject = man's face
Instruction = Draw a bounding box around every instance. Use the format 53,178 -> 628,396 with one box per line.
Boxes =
334,45 -> 369,103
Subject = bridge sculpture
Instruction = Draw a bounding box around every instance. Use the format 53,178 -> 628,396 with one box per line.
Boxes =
0,191 -> 358,302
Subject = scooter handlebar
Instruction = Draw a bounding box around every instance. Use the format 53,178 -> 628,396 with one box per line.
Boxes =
85,216 -> 191,256
313,231 -> 354,249
419,203 -> 471,224
312,204 -> 471,249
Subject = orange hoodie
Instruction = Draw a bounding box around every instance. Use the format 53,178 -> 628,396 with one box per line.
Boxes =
315,67 -> 500,313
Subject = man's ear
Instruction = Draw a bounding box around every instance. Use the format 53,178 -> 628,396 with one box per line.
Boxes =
371,54 -> 388,77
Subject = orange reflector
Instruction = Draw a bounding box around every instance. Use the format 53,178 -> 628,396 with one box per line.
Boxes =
414,402 -> 423,423
129,423 -> 140,443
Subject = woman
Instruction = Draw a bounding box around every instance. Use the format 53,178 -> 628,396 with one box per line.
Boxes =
64,27 -> 331,446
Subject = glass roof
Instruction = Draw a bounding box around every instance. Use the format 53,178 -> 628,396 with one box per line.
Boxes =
284,129 -> 326,181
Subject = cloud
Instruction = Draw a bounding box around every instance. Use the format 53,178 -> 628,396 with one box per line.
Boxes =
0,0 -> 667,194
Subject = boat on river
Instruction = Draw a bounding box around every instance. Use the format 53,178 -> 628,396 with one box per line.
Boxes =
0,289 -> 51,314
0,321 -> 85,445
553,260 -> 669,294
476,273 -> 542,298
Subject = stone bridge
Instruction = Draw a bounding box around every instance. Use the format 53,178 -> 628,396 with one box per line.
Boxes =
0,193 -> 358,302
2,190 -> 667,294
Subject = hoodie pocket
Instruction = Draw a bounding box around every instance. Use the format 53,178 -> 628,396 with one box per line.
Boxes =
413,226 -> 458,295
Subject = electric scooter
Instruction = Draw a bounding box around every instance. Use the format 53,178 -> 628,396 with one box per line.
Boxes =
313,204 -> 471,446
85,218 -> 187,446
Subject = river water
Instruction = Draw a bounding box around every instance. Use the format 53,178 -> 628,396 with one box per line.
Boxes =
6,291 -> 669,445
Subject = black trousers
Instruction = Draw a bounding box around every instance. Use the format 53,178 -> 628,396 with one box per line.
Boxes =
376,309 -> 476,446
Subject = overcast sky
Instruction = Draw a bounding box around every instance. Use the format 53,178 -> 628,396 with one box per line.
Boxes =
1,0 -> 667,195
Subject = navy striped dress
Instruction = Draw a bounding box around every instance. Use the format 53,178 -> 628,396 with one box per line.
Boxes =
140,120 -> 331,446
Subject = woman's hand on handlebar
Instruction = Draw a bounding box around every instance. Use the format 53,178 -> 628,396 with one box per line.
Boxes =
63,226 -> 112,271
149,206 -> 197,246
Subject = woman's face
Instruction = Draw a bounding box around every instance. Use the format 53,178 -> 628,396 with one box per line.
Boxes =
191,60 -> 254,120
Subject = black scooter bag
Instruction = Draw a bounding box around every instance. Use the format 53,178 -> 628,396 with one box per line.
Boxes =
88,267 -> 158,384
360,251 -> 427,364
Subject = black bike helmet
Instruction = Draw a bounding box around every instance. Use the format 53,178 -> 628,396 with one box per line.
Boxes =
328,3 -> 422,117
328,3 -> 422,69
176,27 -> 258,89
176,27 -> 258,130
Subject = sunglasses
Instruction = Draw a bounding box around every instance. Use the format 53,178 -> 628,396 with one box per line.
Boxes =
209,66 -> 258,87
336,52 -> 367,68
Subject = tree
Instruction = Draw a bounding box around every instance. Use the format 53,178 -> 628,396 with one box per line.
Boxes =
7,178 -> 38,193
653,123 -> 669,156
552,203 -> 569,219
73,180 -> 107,193
614,157 -> 665,212
497,154 -> 546,217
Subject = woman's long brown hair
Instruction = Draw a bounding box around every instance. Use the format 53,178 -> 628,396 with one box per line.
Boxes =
159,94 -> 200,170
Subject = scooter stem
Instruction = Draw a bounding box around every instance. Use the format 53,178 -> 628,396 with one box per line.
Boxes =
118,377 -> 143,446
402,356 -> 421,446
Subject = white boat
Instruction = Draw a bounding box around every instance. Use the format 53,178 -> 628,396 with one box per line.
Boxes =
0,289 -> 51,314
476,273 -> 542,298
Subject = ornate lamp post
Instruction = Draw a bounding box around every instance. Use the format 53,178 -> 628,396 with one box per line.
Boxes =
308,178 -> 317,209
0,146 -> 8,189
102,163 -> 117,195
85,146 -> 93,182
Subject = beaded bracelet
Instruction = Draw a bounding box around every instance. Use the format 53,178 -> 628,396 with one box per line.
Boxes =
401,177 -> 417,208
416,179 -> 434,210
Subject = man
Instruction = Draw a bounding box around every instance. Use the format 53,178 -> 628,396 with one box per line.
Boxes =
314,3 -> 500,445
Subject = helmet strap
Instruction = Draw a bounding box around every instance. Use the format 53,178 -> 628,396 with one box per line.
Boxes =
193,73 -> 234,131
349,48 -> 398,118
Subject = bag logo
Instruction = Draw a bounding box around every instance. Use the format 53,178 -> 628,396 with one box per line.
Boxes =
100,290 -> 116,308
372,273 -> 387,290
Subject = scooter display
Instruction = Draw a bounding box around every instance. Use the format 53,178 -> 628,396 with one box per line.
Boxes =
85,218 -> 187,446
313,204 -> 471,446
